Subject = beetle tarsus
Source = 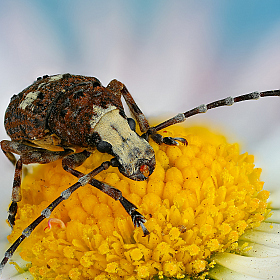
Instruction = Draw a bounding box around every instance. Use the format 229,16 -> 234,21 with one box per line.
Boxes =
173,137 -> 188,145
8,201 -> 17,228
140,223 -> 150,237
162,137 -> 180,146
119,197 -> 149,235
131,210 -> 150,236
119,197 -> 137,213
149,132 -> 188,147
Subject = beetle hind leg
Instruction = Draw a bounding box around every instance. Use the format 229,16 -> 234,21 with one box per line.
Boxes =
1,140 -> 73,228
7,158 -> 23,228
0,159 -> 116,274
1,149 -> 17,166
1,140 -> 23,228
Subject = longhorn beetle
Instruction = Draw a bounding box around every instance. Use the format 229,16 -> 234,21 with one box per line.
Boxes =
0,73 -> 279,274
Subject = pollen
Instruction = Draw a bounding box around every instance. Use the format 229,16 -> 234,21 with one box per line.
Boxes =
8,126 -> 270,279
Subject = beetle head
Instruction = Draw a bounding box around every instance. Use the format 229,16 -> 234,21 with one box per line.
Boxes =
92,109 -> 156,181
96,137 -> 156,181
116,144 -> 156,181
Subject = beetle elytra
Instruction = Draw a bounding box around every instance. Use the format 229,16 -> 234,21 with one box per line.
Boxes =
0,73 -> 279,274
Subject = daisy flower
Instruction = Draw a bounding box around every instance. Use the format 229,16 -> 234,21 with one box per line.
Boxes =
1,125 -> 279,279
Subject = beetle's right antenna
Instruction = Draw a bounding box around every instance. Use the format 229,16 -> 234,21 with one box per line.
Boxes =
151,90 -> 280,132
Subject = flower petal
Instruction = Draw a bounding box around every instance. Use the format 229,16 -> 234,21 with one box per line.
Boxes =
265,210 -> 280,223
239,224 -> 280,249
209,264 -> 268,280
212,252 -> 280,279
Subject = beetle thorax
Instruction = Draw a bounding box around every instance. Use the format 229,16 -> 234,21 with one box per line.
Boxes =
93,109 -> 155,181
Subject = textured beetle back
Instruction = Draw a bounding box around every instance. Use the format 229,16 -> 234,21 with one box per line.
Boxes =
4,74 -> 102,142
48,81 -> 125,147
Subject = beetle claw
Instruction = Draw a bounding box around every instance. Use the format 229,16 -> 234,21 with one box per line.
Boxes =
131,210 -> 150,236
140,223 -> 150,237
7,201 -> 17,229
162,136 -> 188,146
173,137 -> 188,145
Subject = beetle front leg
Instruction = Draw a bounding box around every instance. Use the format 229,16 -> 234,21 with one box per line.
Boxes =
141,127 -> 188,147
91,178 -> 149,235
150,131 -> 188,146
107,80 -> 150,133
62,155 -> 149,236
107,80 -> 188,147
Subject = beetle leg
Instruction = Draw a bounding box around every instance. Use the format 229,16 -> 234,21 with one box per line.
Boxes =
107,80 -> 150,133
62,153 -> 149,235
1,140 -> 72,165
84,177 -> 149,235
61,158 -> 149,236
107,80 -> 188,147
0,159 -> 114,274
149,132 -> 188,146
120,84 -> 151,133
1,140 -> 72,227
7,158 -> 22,228
1,149 -> 16,166
62,150 -> 92,171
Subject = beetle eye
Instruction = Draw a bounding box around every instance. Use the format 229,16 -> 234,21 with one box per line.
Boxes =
127,118 -> 136,131
97,141 -> 112,154
140,164 -> 149,178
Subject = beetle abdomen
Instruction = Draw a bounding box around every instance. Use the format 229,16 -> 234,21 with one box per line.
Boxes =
4,74 -> 102,141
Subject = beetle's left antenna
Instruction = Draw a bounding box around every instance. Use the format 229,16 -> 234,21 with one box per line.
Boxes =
151,90 -> 280,132
0,159 -> 113,276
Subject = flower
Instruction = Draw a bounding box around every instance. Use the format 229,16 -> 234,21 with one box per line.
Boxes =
3,125 -> 279,279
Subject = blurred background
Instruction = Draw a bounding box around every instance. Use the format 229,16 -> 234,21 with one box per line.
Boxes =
0,0 -> 280,275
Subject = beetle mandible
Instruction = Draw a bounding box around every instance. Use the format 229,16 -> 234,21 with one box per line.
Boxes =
0,73 -> 279,274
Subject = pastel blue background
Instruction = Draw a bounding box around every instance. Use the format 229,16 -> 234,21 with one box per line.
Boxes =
1,1 -> 280,277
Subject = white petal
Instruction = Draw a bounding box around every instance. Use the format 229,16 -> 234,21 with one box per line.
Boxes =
265,210 -> 280,223
5,271 -> 32,280
268,191 -> 280,209
239,229 -> 280,249
0,251 -> 32,280
212,252 -> 280,279
254,222 -> 280,234
209,264 -> 265,280
238,241 -> 280,257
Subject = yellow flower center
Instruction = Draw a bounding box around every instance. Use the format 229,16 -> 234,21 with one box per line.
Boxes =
8,126 -> 270,279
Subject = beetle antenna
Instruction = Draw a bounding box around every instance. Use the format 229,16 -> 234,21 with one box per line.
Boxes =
0,159 -> 114,275
151,90 -> 280,132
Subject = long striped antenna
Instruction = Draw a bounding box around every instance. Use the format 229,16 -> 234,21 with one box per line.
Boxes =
152,90 -> 280,132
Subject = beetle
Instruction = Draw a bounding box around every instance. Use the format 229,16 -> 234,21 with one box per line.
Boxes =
0,73 -> 279,274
